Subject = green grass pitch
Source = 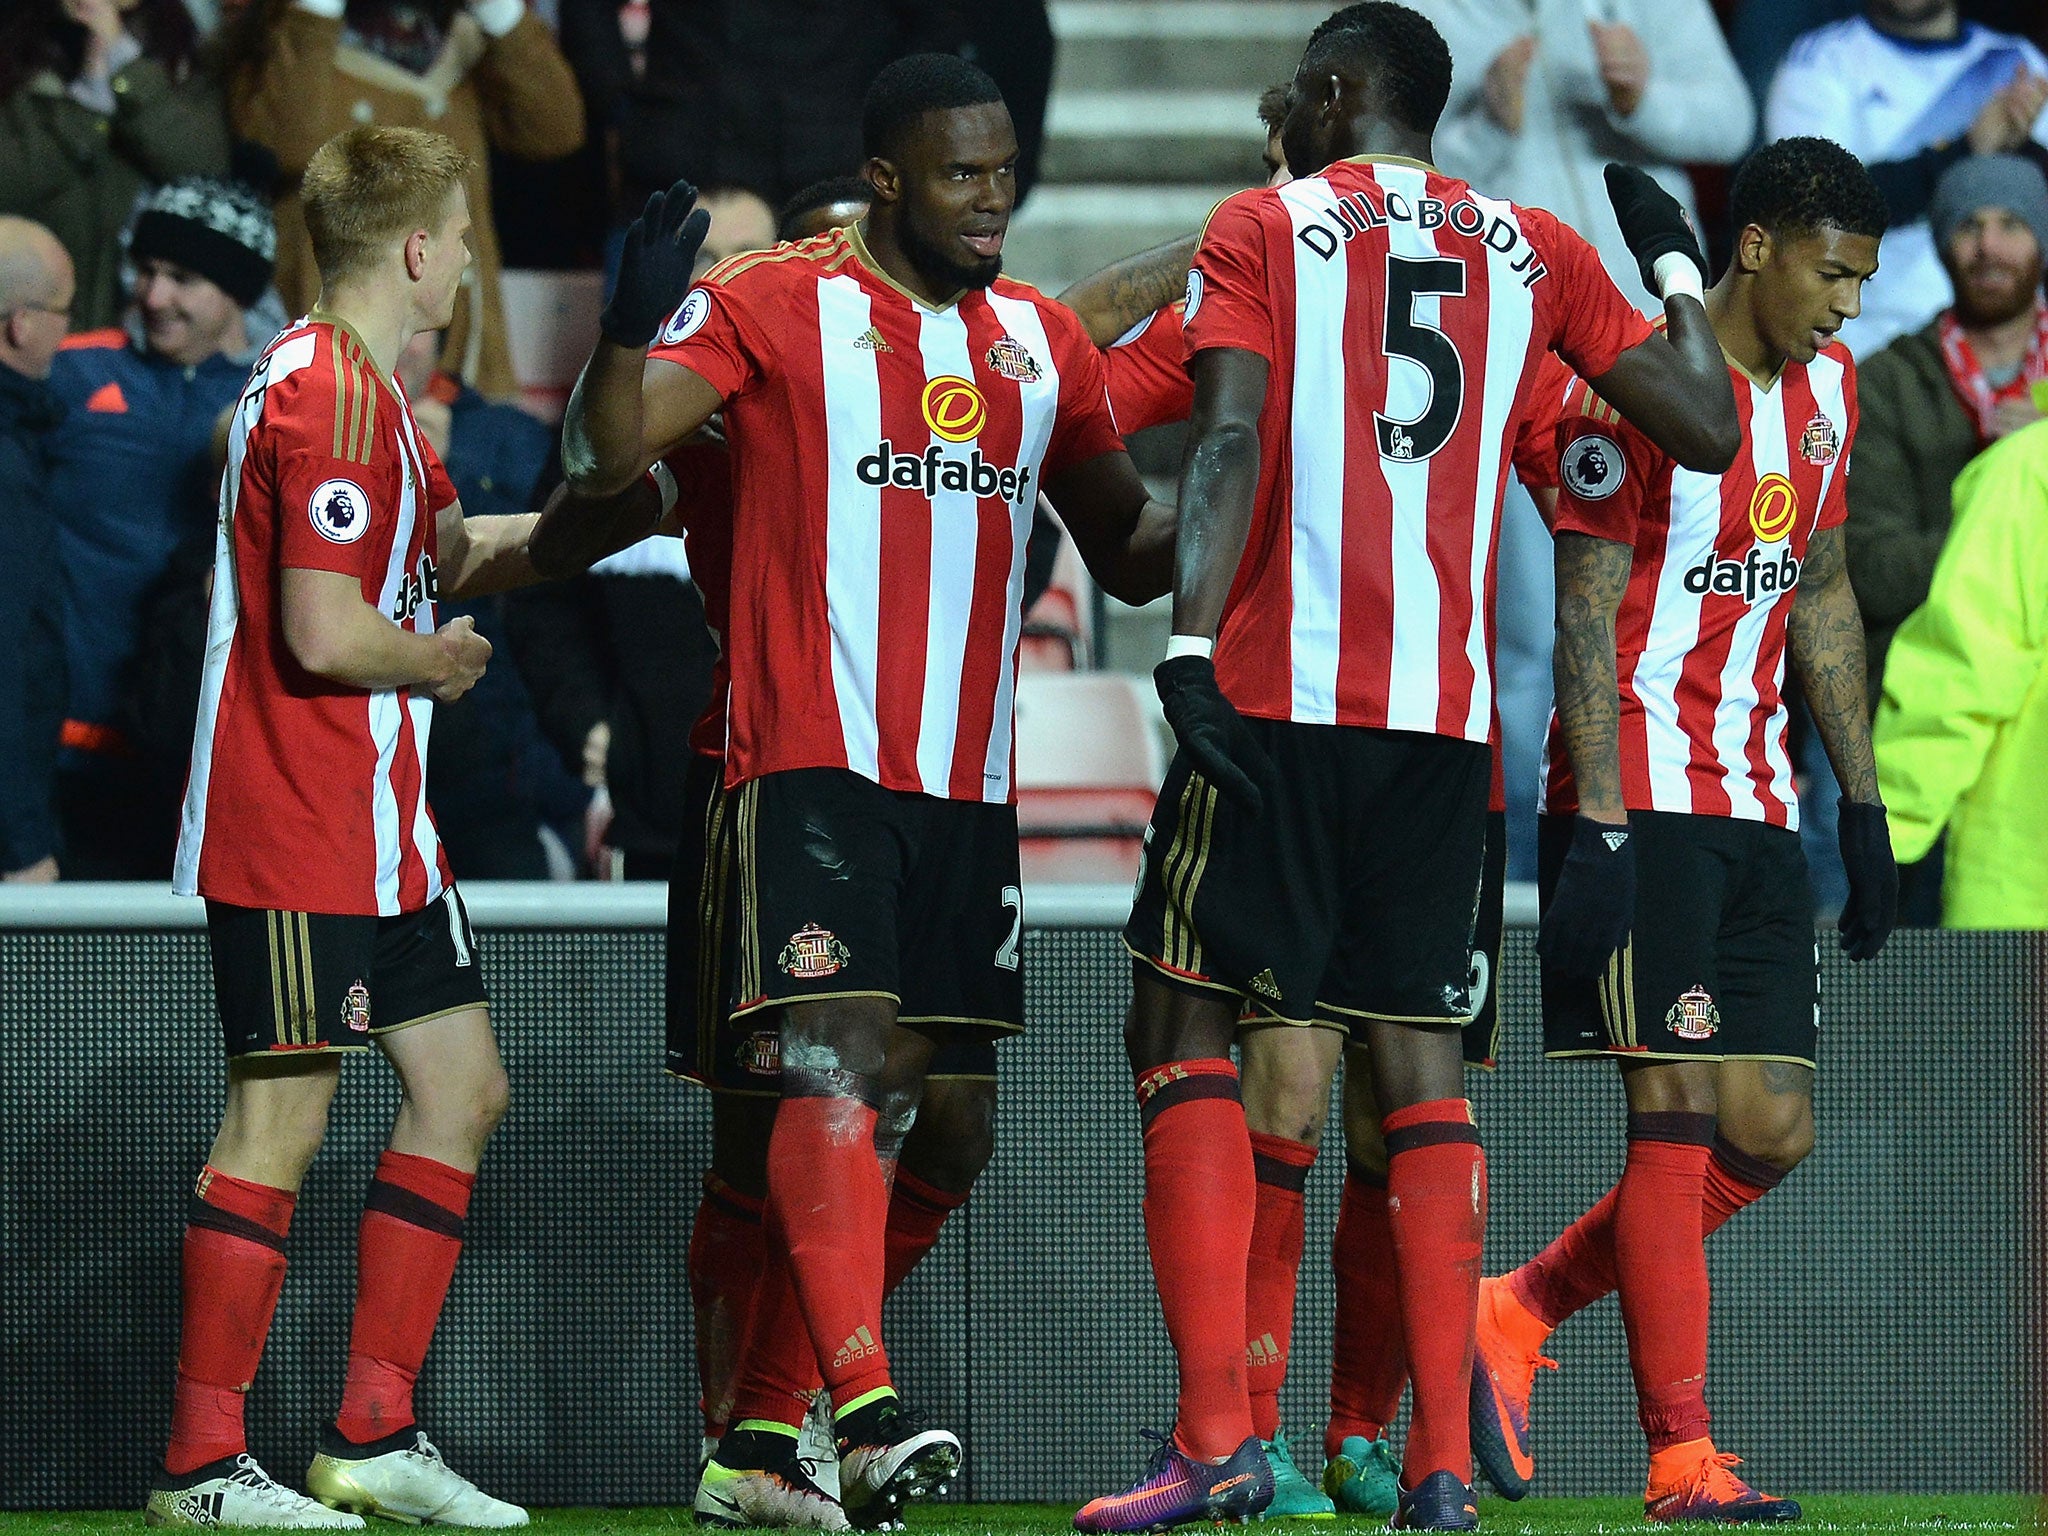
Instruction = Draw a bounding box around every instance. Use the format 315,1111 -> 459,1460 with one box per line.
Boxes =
1,1499 -> 2036,1535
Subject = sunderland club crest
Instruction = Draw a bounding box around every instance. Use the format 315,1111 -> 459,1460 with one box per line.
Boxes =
1666,984 -> 1720,1042
779,923 -> 852,979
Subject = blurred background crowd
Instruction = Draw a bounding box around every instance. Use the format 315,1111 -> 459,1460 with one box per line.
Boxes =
1,0 -> 2044,931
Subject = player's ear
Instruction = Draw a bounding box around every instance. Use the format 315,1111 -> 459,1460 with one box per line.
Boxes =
863,156 -> 902,206
404,228 -> 430,282
1735,223 -> 1770,277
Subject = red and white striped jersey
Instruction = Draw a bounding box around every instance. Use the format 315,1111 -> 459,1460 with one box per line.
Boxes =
1541,345 -> 1857,828
1105,300 -> 1192,435
174,315 -> 457,915
1185,155 -> 1653,740
649,223 -> 1123,801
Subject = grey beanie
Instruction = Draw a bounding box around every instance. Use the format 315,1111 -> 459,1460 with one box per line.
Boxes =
1929,153 -> 2048,257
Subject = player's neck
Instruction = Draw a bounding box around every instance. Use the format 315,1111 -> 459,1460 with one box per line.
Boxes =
1328,123 -> 1434,169
311,282 -> 410,382
853,216 -> 966,310
1705,277 -> 1786,389
1867,6 -> 1959,42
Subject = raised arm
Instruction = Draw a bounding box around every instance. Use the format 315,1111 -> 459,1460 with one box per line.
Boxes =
1787,522 -> 1896,959
562,180 -> 719,496
1581,165 -> 1740,473
1055,235 -> 1198,348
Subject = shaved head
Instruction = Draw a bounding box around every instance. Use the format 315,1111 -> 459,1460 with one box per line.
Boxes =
0,217 -> 71,313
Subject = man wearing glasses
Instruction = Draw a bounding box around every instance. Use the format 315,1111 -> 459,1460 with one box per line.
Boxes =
0,215 -> 74,884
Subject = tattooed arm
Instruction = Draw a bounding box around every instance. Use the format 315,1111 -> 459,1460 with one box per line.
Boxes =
1788,524 -> 1881,804
1552,531 -> 1635,823
1056,234 -> 1200,346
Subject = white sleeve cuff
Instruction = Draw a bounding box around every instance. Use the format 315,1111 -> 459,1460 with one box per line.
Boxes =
469,0 -> 526,39
645,460 -> 680,516
1164,634 -> 1214,661
292,0 -> 347,18
1653,251 -> 1706,303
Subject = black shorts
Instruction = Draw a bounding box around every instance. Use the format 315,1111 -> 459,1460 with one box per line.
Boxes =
204,889 -> 488,1060
729,767 -> 1025,1037
666,758 -> 1004,1092
1462,808 -> 1508,1069
1126,721 -> 1489,1029
1537,811 -> 1818,1066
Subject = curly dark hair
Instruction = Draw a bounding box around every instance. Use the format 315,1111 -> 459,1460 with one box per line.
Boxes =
1730,136 -> 1890,242
1299,1 -> 1452,137
0,0 -> 199,100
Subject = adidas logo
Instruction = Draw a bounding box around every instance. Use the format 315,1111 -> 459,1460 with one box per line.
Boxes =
831,1324 -> 880,1369
853,326 -> 891,352
1601,830 -> 1629,852
1248,968 -> 1282,1001
1245,1331 -> 1282,1367
176,1491 -> 224,1526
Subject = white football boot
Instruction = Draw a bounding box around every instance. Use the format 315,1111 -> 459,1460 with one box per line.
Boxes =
798,1392 -> 843,1502
695,1422 -> 849,1530
306,1430 -> 527,1527
145,1453 -> 366,1529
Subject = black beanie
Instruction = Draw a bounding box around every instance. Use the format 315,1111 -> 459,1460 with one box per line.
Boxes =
129,175 -> 278,309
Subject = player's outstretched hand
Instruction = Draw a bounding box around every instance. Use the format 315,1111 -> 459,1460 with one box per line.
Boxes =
1154,653 -> 1273,815
1537,815 -> 1635,979
600,179 -> 712,348
1602,163 -> 1706,296
428,614 -> 492,704
1836,799 -> 1898,961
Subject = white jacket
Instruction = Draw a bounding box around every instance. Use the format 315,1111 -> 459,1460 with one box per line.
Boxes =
1409,0 -> 1755,311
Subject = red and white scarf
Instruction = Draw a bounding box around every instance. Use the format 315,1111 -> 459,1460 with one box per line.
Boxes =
1938,301 -> 2048,442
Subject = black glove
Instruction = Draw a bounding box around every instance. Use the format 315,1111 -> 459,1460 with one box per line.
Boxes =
1836,799 -> 1898,961
1537,815 -> 1636,980
1602,163 -> 1707,297
600,179 -> 712,347
1154,653 -> 1274,815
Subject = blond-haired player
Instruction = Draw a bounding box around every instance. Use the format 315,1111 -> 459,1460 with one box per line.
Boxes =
149,126 -> 620,1530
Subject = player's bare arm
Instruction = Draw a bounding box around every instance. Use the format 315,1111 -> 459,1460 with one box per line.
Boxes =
1041,451 -> 1175,605
1549,531 -> 1634,825
1170,346 -> 1269,640
1056,234 -> 1198,347
279,566 -> 490,701
432,503 -> 543,597
562,179 -> 717,497
1583,166 -> 1740,473
1786,524 -> 1879,805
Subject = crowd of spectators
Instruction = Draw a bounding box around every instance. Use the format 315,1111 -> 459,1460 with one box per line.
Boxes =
0,0 -> 2040,928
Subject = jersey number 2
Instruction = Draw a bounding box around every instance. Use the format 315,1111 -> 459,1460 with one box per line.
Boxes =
1376,255 -> 1467,462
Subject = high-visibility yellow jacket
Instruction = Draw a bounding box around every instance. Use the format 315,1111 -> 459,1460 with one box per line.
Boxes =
1874,419 -> 2048,928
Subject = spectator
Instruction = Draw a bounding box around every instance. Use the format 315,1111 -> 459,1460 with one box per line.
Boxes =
1766,0 -> 2048,353
692,186 -> 776,275
0,0 -> 229,332
1847,153 -> 2048,702
619,0 -> 966,209
1412,0 -> 1754,309
394,329 -> 596,877
1408,0 -> 1753,877
1873,418 -> 2048,927
221,0 -> 584,398
0,217 -> 75,884
44,170 -> 275,879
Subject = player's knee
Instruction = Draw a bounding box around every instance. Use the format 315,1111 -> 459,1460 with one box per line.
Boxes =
1241,1041 -> 1336,1145
1719,1098 -> 1813,1172
904,1080 -> 996,1193
472,1062 -> 512,1140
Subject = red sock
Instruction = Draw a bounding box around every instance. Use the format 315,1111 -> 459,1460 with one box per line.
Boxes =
1137,1059 -> 1256,1462
1508,1131 -> 1787,1333
1613,1113 -> 1715,1452
1508,1186 -> 1619,1330
727,1213 -> 826,1431
767,1092 -> 892,1408
335,1152 -> 474,1446
1326,1161 -> 1405,1459
884,1168 -> 968,1296
165,1167 -> 296,1475
1383,1099 -> 1485,1488
1245,1131 -> 1315,1443
691,1174 -> 767,1438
